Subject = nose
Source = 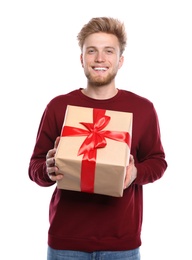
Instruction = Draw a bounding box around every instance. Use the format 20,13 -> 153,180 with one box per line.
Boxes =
95,51 -> 105,62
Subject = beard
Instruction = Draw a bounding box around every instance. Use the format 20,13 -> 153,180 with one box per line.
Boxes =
85,70 -> 117,87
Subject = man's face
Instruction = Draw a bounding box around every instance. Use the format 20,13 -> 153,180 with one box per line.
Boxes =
80,32 -> 124,87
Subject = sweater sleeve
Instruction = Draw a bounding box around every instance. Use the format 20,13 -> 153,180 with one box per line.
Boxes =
133,104 -> 167,185
28,104 -> 61,187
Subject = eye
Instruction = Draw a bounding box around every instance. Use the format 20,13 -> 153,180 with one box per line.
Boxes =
87,49 -> 95,54
106,48 -> 114,54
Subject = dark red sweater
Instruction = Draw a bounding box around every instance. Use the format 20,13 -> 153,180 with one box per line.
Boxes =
29,89 -> 167,251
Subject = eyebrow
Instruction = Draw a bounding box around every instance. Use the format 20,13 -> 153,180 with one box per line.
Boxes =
86,46 -> 116,50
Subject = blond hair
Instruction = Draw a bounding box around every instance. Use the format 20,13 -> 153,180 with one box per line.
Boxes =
77,17 -> 127,56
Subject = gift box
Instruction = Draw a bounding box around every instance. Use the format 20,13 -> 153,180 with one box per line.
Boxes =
55,105 -> 132,197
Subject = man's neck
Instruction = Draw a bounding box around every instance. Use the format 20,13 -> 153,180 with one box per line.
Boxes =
81,85 -> 118,100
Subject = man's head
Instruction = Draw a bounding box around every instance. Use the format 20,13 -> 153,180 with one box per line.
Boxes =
77,17 -> 127,88
77,17 -> 127,56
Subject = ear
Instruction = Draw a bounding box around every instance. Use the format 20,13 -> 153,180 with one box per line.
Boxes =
118,55 -> 124,69
80,54 -> 84,68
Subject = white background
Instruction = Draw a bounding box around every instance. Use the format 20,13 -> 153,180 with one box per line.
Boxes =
0,0 -> 191,259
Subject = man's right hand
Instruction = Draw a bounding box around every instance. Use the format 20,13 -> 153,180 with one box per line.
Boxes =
46,137 -> 64,181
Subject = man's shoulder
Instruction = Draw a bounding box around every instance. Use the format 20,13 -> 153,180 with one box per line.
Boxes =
120,89 -> 153,105
48,89 -> 80,104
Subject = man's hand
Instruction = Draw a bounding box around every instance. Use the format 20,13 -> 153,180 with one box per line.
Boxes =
46,137 -> 64,181
124,154 -> 137,189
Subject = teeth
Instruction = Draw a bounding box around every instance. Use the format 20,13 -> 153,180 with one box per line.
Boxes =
94,67 -> 107,71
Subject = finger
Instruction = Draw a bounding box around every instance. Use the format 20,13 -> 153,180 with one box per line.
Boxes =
54,136 -> 60,149
129,154 -> 134,164
48,172 -> 63,181
124,162 -> 133,189
124,174 -> 131,189
46,157 -> 55,167
46,148 -> 56,160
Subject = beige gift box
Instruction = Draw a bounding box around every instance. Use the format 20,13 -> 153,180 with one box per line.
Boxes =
55,105 -> 132,197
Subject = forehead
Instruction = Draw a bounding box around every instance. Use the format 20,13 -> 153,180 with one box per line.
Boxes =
83,32 -> 120,50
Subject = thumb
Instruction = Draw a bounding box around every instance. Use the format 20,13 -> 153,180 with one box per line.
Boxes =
129,154 -> 134,164
54,136 -> 60,149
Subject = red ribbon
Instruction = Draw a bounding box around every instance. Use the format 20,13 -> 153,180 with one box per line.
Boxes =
61,108 -> 131,193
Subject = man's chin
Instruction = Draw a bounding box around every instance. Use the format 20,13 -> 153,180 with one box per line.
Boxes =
92,82 -> 107,87
87,73 -> 115,87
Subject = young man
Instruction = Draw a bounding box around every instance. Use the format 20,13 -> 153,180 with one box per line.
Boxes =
29,17 -> 167,260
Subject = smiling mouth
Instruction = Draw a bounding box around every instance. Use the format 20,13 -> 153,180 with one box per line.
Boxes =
93,67 -> 108,71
